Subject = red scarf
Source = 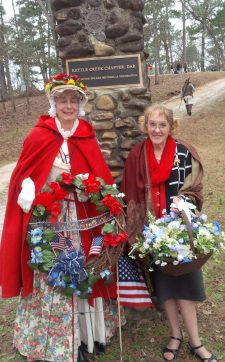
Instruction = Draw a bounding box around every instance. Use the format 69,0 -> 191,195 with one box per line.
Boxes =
146,136 -> 176,217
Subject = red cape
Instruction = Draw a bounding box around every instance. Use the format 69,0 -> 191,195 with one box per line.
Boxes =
0,115 -> 117,301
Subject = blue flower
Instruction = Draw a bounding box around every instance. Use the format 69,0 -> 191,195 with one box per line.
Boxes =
30,227 -> 44,246
169,245 -> 180,252
169,211 -> 178,220
54,279 -> 66,288
47,250 -> 86,290
69,282 -> 77,289
100,269 -> 111,279
161,214 -> 172,223
31,228 -> 43,237
145,238 -> 154,245
31,236 -> 43,246
180,257 -> 192,264
192,222 -> 199,230
31,248 -> 43,264
74,290 -> 81,296
212,221 -> 221,235
48,270 -> 60,281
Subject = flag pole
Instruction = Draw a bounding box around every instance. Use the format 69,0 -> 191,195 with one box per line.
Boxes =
117,263 -> 123,362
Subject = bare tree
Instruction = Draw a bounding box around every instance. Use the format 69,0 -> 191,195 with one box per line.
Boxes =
0,0 -> 16,111
180,0 -> 225,69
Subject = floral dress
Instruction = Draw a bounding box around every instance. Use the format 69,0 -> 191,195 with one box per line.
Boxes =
13,118 -> 125,361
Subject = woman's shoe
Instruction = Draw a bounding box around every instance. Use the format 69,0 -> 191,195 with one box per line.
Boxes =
188,343 -> 219,362
77,346 -> 89,362
93,341 -> 106,355
163,336 -> 183,361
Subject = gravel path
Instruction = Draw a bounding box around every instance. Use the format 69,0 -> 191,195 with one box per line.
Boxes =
0,162 -> 16,235
162,77 -> 225,118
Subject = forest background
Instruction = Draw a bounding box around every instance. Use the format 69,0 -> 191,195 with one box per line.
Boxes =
1,0 -> 225,104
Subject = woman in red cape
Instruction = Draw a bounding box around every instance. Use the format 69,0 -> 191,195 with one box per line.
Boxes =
0,74 -> 124,362
121,104 -> 218,362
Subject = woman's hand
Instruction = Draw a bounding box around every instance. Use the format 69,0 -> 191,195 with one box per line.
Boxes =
170,197 -> 182,213
17,177 -> 35,213
170,196 -> 196,222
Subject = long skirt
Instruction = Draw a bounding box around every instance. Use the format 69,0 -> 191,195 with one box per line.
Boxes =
13,271 -> 125,362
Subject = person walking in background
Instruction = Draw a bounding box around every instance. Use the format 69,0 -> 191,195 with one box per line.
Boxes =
121,104 -> 218,362
181,78 -> 195,115
0,73 -> 123,362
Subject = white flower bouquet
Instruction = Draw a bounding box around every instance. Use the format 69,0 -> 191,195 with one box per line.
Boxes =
129,209 -> 225,276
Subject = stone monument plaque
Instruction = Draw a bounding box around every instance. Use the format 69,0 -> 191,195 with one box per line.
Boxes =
66,54 -> 143,89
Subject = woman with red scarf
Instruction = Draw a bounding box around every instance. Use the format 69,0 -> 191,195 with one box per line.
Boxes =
0,73 -> 123,362
121,105 -> 218,362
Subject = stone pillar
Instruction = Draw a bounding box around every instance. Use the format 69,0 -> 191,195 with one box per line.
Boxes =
51,0 -> 150,182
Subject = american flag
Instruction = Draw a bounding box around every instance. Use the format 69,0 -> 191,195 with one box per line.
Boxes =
88,236 -> 103,256
50,232 -> 76,252
50,232 -> 66,251
117,256 -> 153,307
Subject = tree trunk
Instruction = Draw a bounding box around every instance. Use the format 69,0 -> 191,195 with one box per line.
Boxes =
182,1 -> 186,66
1,1 -> 15,110
200,28 -> 205,72
0,61 -> 8,101
162,36 -> 171,73
0,1 -> 8,100
37,0 -> 61,73
154,24 -> 159,83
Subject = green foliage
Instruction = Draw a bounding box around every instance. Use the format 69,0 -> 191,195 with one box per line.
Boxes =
102,223 -> 116,234
1,0 -> 58,90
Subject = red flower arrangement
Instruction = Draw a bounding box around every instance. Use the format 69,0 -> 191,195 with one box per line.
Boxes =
82,174 -> 101,194
102,194 -> 123,216
60,172 -> 75,185
103,232 -> 127,247
32,172 -> 127,248
33,181 -> 68,223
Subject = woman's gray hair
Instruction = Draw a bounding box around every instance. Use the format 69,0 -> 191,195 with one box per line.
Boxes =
144,104 -> 177,133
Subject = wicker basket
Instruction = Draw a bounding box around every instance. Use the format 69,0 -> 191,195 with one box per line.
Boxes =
85,213 -> 126,274
157,210 -> 213,276
158,252 -> 212,276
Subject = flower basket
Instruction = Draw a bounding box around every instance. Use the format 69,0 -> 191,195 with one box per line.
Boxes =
158,210 -> 213,276
158,252 -> 213,276
130,208 -> 225,277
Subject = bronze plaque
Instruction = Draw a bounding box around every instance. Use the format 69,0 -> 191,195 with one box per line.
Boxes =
66,54 -> 143,89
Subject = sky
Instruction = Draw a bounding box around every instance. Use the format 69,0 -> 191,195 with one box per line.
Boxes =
1,0 -> 14,19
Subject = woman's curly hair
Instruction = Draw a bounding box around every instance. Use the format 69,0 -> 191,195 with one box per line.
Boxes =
143,104 -> 178,134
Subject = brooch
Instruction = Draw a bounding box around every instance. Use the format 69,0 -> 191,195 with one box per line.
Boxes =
174,156 -> 180,166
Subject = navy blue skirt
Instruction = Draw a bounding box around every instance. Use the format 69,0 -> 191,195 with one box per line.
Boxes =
152,267 -> 206,304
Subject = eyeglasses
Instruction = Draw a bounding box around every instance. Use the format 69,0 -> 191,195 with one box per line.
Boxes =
147,122 -> 169,130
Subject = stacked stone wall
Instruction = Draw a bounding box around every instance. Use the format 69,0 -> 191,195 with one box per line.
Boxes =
51,0 -> 150,182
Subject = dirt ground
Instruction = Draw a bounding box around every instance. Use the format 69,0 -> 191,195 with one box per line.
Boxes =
0,71 -> 225,362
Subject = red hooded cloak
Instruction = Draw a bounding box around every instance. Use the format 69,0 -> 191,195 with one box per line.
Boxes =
0,115 -> 117,301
